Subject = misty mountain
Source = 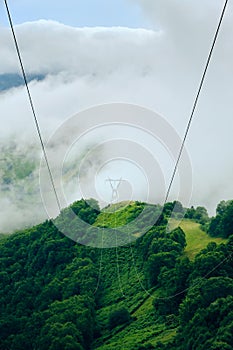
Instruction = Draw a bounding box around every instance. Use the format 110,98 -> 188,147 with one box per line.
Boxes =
0,142 -> 44,233
0,140 -> 104,233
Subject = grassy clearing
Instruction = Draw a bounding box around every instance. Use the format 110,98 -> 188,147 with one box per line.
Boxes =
94,201 -> 143,228
169,219 -> 227,260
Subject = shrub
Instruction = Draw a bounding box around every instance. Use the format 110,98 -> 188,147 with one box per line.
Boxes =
108,307 -> 131,330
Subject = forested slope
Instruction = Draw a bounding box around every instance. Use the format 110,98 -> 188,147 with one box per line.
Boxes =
0,200 -> 233,349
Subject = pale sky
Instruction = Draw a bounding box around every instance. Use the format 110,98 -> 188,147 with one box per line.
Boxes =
0,0 -> 151,28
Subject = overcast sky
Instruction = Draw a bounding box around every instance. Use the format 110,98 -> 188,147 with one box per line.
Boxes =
0,0 -> 233,231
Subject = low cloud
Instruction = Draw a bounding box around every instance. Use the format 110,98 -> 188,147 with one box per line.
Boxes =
0,3 -> 233,231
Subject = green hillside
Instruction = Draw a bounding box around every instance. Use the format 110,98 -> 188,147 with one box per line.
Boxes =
94,201 -> 139,227
169,219 -> 227,260
0,199 -> 233,350
0,233 -> 10,240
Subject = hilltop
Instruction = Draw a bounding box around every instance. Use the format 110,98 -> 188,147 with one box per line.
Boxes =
0,199 -> 233,349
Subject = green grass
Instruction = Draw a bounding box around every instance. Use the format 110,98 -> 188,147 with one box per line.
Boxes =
94,201 -> 142,228
169,219 -> 227,260
94,289 -> 177,350
94,218 -> 228,349
93,206 -> 228,348
94,239 -> 178,350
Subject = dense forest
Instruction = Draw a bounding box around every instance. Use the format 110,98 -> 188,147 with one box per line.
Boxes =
0,199 -> 233,349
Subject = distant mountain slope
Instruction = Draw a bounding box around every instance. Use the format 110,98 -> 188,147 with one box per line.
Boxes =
0,73 -> 45,91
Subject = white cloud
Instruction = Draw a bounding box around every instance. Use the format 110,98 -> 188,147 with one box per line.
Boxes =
0,2 -> 233,232
128,0 -> 233,210
0,20 -> 160,75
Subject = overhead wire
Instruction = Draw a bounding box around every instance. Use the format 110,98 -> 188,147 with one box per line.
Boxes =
127,0 -> 230,302
164,0 -> 229,203
3,0 -> 229,213
3,0 -> 231,329
3,0 -> 61,212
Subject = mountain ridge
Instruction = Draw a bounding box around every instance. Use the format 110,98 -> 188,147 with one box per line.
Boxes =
0,199 -> 232,349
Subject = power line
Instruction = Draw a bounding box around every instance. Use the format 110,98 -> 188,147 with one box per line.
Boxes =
164,0 -> 229,203
3,0 -> 229,210
4,0 -> 61,212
